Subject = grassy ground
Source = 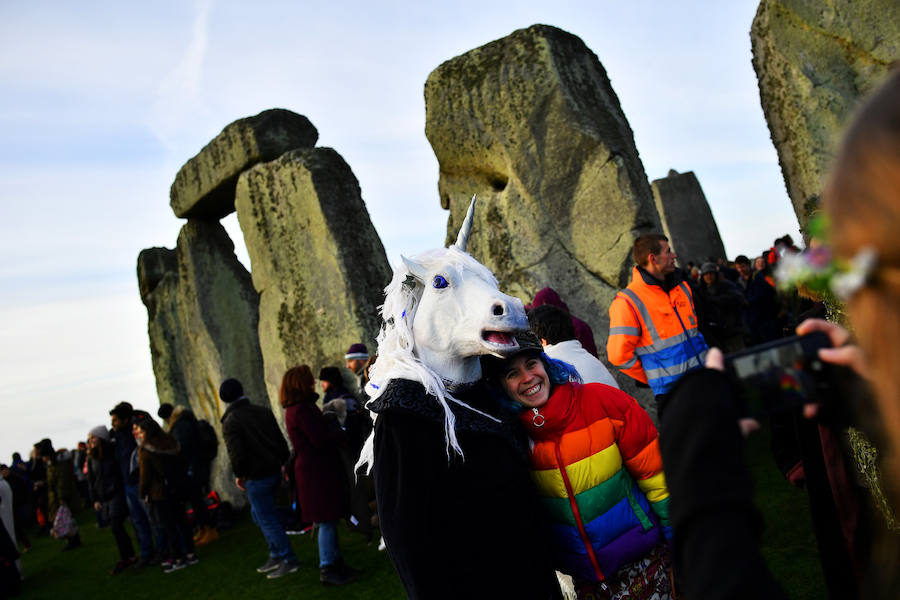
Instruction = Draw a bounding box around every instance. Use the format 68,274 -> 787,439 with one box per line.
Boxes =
749,423 -> 827,598
16,508 -> 404,599
14,427 -> 826,599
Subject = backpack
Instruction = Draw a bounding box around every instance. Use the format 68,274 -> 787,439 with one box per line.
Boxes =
196,419 -> 219,462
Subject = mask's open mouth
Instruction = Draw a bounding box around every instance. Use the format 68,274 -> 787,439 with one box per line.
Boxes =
481,330 -> 521,356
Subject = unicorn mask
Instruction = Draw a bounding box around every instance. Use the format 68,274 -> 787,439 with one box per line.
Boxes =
359,195 -> 529,464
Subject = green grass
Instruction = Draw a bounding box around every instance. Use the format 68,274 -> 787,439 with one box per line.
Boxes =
15,429 -> 827,599
748,424 -> 827,599
17,508 -> 404,599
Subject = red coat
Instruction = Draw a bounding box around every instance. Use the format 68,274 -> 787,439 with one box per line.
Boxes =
284,396 -> 349,523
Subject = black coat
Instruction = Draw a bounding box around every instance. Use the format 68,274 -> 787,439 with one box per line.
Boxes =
221,398 -> 289,480
371,379 -> 560,600
87,441 -> 127,520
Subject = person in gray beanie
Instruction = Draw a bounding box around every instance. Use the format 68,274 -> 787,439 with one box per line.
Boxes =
87,425 -> 136,574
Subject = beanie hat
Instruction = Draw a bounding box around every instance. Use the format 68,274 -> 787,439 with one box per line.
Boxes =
700,262 -> 718,275
318,367 -> 343,387
219,378 -> 244,403
88,425 -> 110,442
157,403 -> 174,420
344,343 -> 369,361
481,331 -> 544,379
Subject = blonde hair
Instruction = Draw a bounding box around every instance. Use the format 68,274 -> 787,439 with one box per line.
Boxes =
825,67 -> 900,492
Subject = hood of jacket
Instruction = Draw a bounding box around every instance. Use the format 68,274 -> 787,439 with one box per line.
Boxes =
532,287 -> 570,312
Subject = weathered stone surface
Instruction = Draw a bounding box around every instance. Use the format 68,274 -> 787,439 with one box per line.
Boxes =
425,24 -> 661,404
137,220 -> 269,506
751,0 -> 900,228
651,170 -> 727,264
235,147 -> 391,424
170,109 -> 319,220
137,247 -> 189,413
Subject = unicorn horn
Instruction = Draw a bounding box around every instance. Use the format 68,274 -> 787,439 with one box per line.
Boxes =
453,194 -> 477,251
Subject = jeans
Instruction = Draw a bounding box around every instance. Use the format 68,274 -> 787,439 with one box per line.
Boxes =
124,483 -> 154,558
317,520 -> 341,567
245,475 -> 296,562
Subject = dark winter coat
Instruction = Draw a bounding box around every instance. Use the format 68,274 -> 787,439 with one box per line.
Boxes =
111,425 -> 140,486
696,276 -> 747,350
138,433 -> 188,503
87,440 -> 127,521
221,398 -> 289,480
371,379 -> 560,600
285,392 -> 349,523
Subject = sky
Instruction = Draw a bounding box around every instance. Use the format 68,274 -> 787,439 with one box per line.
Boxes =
0,1 -> 803,461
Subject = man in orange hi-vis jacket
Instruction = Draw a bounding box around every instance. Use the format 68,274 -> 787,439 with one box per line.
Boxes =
607,234 -> 708,417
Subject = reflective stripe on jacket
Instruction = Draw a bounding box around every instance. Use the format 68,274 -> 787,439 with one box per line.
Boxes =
607,267 -> 708,395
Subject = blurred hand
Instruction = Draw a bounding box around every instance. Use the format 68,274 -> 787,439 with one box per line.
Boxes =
705,347 -> 760,437
796,319 -> 869,377
235,477 -> 246,491
796,319 -> 870,418
93,501 -> 101,512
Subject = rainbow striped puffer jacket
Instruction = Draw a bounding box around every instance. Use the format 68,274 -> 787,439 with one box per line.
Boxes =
520,382 -> 671,582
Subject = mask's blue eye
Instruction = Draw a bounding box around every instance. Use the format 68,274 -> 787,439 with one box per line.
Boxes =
432,275 -> 449,289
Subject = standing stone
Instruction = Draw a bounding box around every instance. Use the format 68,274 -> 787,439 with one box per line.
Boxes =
751,0 -> 900,228
235,147 -> 391,424
137,247 -> 189,413
651,170 -> 727,265
425,24 -> 661,404
170,109 -> 319,220
173,219 -> 268,505
137,220 -> 268,506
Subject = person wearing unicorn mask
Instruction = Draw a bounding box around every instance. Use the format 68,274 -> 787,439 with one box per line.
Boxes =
359,197 -> 561,599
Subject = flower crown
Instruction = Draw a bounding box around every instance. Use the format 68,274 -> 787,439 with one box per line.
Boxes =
775,215 -> 877,301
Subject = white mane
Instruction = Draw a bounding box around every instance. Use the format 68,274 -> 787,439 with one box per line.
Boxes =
356,247 -> 506,472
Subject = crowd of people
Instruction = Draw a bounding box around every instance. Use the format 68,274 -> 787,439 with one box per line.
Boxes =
2,68 -> 899,600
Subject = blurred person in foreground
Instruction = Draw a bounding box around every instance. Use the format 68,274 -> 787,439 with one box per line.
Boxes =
660,68 -> 900,599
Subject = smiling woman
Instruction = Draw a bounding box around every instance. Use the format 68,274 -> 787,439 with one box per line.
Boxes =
485,332 -> 675,599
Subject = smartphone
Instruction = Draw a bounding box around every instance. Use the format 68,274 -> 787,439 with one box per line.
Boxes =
724,331 -> 833,416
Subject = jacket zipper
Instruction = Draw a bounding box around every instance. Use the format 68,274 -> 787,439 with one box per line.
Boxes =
554,440 -> 606,583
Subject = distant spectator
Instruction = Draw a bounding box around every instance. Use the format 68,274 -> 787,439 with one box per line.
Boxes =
220,377 -> 298,579
344,343 -> 370,400
695,263 -> 747,353
717,257 -> 739,282
132,413 -> 197,573
37,439 -> 81,550
109,401 -> 156,565
531,287 -> 599,358
527,304 -> 619,388
282,366 -> 358,585
158,403 -> 218,546
87,425 -> 137,574
745,256 -> 780,344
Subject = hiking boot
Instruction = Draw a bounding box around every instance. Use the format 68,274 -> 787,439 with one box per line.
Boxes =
163,559 -> 187,573
256,556 -> 282,573
267,560 -> 300,579
196,527 -> 219,546
320,563 -> 353,586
